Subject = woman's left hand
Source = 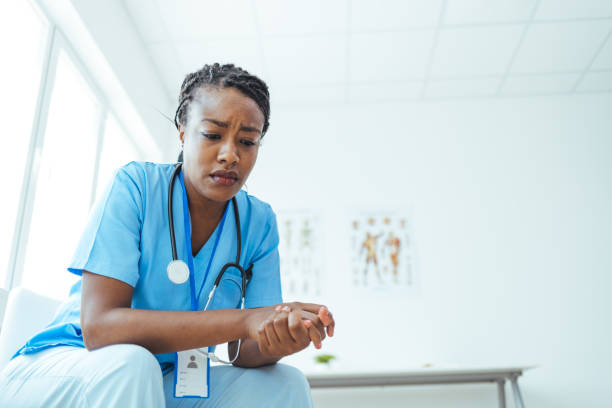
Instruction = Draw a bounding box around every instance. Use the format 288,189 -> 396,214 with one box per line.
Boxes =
255,303 -> 336,358
256,307 -> 312,357
282,302 -> 335,339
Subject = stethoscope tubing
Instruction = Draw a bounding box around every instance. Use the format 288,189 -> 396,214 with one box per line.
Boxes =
167,163 -> 252,363
168,163 -> 247,290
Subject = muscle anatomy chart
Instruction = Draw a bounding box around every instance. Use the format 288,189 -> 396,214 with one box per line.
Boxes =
277,211 -> 322,298
350,213 -> 415,288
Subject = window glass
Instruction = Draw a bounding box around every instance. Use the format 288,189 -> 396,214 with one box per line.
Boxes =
21,50 -> 100,299
95,113 -> 142,201
0,1 -> 47,288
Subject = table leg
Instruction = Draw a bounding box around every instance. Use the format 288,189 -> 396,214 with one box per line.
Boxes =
510,374 -> 525,408
497,379 -> 506,408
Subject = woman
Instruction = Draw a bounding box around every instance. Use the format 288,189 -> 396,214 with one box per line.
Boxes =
0,63 -> 335,407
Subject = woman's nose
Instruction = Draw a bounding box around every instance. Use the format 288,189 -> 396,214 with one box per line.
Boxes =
217,139 -> 239,165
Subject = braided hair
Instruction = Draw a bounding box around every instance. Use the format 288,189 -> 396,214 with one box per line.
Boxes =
175,63 -> 270,162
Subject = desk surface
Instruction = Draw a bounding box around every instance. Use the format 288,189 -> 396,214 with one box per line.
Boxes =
305,366 -> 536,388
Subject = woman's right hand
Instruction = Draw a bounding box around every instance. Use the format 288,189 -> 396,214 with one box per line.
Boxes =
245,302 -> 335,357
283,301 -> 335,339
245,307 -> 311,357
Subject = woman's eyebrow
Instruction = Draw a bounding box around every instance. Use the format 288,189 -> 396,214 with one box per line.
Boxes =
202,118 -> 228,127
202,118 -> 261,134
240,125 -> 261,134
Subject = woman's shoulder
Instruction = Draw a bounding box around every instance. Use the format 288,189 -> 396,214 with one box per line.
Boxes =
235,190 -> 276,227
116,161 -> 175,179
110,161 -> 176,190
94,162 -> 176,210
235,191 -> 279,252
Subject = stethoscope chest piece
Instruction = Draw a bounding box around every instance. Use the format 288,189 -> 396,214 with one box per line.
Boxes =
167,259 -> 190,284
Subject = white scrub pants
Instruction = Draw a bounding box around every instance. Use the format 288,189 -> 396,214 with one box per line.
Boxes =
0,345 -> 314,407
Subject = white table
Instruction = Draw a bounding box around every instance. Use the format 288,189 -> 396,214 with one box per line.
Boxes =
305,366 -> 534,408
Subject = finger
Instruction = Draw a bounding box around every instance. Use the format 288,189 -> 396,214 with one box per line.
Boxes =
306,322 -> 322,349
299,311 -> 326,341
319,307 -> 335,337
287,311 -> 309,345
290,302 -> 325,314
318,306 -> 333,326
264,320 -> 281,346
327,312 -> 335,337
257,323 -> 271,350
273,313 -> 294,345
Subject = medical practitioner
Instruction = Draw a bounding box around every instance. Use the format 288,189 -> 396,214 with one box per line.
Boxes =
0,63 -> 335,407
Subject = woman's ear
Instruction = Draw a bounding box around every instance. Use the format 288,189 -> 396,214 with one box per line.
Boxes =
178,125 -> 185,145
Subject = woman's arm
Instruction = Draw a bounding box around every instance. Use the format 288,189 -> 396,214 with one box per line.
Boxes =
80,271 -> 270,353
81,272 -> 335,358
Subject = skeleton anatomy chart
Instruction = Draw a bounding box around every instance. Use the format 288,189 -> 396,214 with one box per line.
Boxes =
350,213 -> 415,288
277,211 -> 322,298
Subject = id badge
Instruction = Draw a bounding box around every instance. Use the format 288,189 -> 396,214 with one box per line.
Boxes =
174,349 -> 210,398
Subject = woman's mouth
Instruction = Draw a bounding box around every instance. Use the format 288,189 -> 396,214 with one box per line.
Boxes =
210,170 -> 238,186
211,175 -> 237,186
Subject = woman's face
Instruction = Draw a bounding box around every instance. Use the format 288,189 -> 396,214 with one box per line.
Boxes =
179,86 -> 264,205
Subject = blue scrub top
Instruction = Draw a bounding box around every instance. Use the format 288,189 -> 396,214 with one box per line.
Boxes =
14,161 -> 283,373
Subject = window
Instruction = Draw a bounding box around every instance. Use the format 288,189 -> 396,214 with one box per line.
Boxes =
20,50 -> 101,299
0,1 -> 48,288
0,3 -> 159,298
95,113 -> 143,202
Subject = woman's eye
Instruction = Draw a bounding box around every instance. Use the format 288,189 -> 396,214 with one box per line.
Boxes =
241,139 -> 256,147
201,133 -> 221,140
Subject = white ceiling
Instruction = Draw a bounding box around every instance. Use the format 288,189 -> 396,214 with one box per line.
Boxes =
122,0 -> 612,105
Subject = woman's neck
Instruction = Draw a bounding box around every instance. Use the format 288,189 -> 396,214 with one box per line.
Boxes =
183,176 -> 226,219
183,175 -> 227,255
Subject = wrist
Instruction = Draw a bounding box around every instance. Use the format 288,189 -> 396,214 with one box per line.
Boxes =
242,308 -> 263,341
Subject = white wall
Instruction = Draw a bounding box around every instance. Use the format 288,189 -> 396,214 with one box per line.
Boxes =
247,94 -> 612,407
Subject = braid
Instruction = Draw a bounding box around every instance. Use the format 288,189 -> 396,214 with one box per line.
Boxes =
174,63 -> 270,135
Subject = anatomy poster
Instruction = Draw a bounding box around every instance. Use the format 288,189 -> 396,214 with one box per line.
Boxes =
277,211 -> 323,298
350,212 -> 415,288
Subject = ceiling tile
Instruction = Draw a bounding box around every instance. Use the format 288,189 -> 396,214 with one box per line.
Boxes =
445,0 -> 537,25
431,25 -> 523,78
426,77 -> 500,98
349,30 -> 436,81
123,0 -> 168,44
255,0 -> 347,36
501,73 -> 579,95
158,0 -> 257,41
351,0 -> 443,31
271,84 -> 346,106
592,34 -> 612,69
263,35 -> 346,85
535,0 -> 612,20
175,40 -> 263,81
147,43 -> 185,99
576,70 -> 612,92
511,21 -> 612,73
348,81 -> 422,103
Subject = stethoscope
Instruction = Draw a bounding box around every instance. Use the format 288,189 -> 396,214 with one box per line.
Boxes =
166,163 -> 253,363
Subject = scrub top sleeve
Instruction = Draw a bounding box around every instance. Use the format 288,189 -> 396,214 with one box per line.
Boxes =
244,206 -> 283,308
67,166 -> 143,287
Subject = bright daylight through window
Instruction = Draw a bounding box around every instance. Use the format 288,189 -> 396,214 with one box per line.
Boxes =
21,51 -> 101,299
0,1 -> 47,289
